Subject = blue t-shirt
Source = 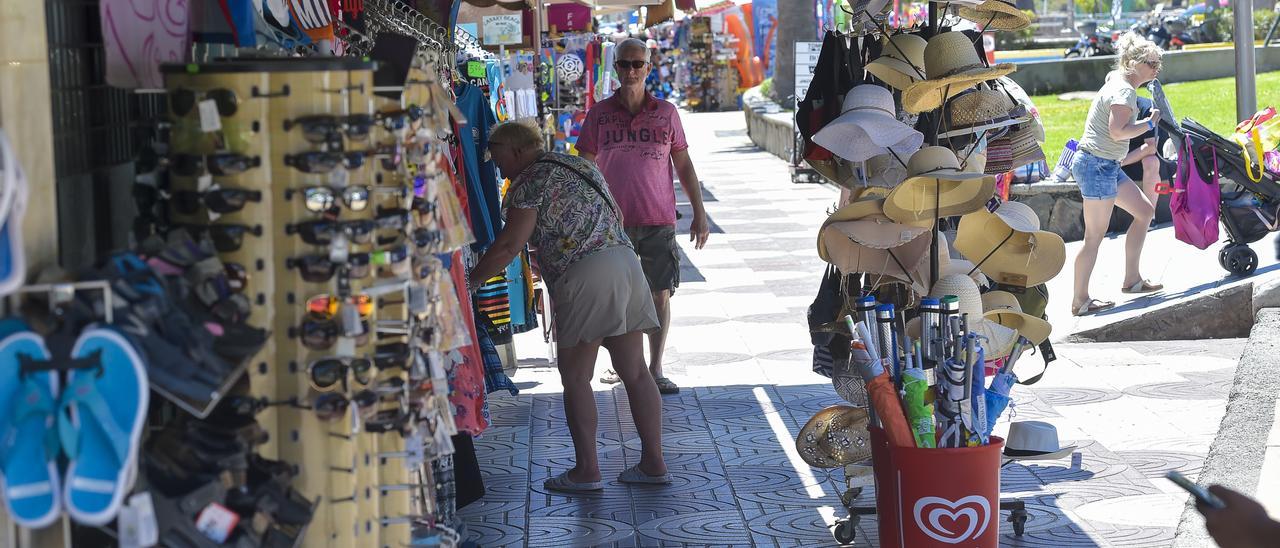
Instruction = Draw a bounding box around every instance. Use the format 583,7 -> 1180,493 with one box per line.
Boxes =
454,83 -> 502,249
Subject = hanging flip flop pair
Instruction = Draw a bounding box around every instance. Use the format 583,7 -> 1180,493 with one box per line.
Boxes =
0,321 -> 149,528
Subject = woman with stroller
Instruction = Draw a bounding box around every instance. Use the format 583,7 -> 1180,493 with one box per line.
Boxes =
1070,33 -> 1166,316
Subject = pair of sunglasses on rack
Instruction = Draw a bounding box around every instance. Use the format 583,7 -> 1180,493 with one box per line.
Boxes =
311,390 -> 378,421
306,294 -> 374,320
286,244 -> 410,282
283,146 -> 401,174
176,223 -> 263,253
284,114 -> 377,143
307,356 -> 373,392
173,188 -> 263,215
297,318 -> 370,351
288,185 -> 370,213
285,213 -> 411,245
170,88 -> 239,118
172,153 -> 261,177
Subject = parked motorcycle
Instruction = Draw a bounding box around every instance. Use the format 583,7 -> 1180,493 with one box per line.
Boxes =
1148,15 -> 1195,49
1065,22 -> 1117,58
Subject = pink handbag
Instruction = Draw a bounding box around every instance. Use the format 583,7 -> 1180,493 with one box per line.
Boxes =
1171,136 -> 1221,250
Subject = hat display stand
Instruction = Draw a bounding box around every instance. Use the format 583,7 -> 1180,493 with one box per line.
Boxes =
801,4 -> 1060,545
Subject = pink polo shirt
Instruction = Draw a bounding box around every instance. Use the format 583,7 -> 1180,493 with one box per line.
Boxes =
577,93 -> 689,227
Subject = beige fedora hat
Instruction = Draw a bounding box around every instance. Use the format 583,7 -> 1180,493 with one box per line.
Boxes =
938,87 -> 1029,139
982,290 -> 1052,345
796,405 -> 872,468
883,146 -> 996,225
902,32 -> 1016,114
959,0 -> 1033,31
866,33 -> 928,91
954,202 -> 1066,288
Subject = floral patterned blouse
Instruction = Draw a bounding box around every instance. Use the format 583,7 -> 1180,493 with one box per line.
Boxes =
503,152 -> 631,286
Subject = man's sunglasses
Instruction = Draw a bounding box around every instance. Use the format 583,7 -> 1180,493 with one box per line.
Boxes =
286,253 -> 371,283
295,318 -> 371,351
287,185 -> 371,213
177,223 -> 263,253
307,357 -> 374,392
173,188 -> 263,215
172,153 -> 261,177
283,114 -> 376,143
283,151 -> 366,174
286,219 -> 375,245
615,60 -> 648,70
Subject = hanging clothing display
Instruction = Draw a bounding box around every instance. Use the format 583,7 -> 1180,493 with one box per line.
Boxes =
453,82 -> 502,249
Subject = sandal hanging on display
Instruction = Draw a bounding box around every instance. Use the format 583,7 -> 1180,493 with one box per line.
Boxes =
617,465 -> 672,486
0,326 -> 61,529
59,325 -> 149,526
1121,279 -> 1164,294
1073,299 -> 1115,317
542,471 -> 603,493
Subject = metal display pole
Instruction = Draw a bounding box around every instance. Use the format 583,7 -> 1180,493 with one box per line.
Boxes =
928,0 -> 941,285
1233,0 -> 1257,122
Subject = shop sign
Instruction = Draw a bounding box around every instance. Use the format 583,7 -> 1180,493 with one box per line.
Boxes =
794,41 -> 822,102
482,14 -> 522,46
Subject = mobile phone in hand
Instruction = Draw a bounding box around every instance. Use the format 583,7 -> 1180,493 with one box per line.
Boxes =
1166,471 -> 1226,510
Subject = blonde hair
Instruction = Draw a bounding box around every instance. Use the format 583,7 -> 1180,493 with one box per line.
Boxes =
1114,33 -> 1163,76
490,121 -> 544,155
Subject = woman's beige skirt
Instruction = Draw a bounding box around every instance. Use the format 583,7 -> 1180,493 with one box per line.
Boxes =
549,246 -> 659,348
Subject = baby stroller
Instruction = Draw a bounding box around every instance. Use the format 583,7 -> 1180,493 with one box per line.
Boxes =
1164,117 -> 1280,276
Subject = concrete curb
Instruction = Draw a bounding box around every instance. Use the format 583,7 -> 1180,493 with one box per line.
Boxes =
1071,283 -> 1256,343
1172,309 -> 1280,546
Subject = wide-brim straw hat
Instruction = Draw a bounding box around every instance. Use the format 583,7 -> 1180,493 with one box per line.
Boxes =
814,85 -> 924,163
954,206 -> 1066,288
808,157 -> 854,188
902,32 -> 1016,114
906,273 -> 1018,359
860,153 -> 910,189
884,146 -> 996,224
866,33 -> 928,91
818,198 -> 934,294
982,290 -> 1052,345
959,0 -> 1033,31
995,77 -> 1047,143
938,87 -> 1029,139
796,405 -> 872,468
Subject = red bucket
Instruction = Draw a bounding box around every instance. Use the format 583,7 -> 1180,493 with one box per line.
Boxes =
870,427 -> 1004,547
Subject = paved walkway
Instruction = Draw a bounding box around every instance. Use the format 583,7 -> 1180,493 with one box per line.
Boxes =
460,112 -> 1245,546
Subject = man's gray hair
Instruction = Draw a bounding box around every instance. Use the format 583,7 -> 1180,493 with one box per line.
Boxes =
617,38 -> 648,58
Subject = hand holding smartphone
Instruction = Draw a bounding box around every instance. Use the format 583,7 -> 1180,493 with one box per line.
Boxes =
1166,471 -> 1226,511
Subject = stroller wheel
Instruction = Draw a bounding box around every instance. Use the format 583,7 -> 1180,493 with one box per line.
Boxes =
1225,246 -> 1259,277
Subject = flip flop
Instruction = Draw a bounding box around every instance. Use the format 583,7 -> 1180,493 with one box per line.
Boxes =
61,326 -> 149,526
654,377 -> 680,395
0,132 -> 28,296
0,327 -> 61,529
1073,299 -> 1115,317
1121,279 -> 1164,294
617,465 -> 672,485
542,471 -> 603,493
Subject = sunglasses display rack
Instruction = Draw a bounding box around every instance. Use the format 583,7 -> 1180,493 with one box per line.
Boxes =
155,56 -> 469,547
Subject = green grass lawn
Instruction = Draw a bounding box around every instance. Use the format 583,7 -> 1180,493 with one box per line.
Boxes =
1035,71 -> 1280,168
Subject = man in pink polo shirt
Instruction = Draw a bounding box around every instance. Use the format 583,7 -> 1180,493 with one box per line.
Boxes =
578,38 -> 710,395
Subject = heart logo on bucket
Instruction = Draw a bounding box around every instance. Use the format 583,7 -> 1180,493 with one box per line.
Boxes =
912,495 -> 992,544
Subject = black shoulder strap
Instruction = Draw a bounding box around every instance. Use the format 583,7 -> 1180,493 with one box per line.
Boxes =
1017,339 -> 1057,386
534,157 -> 623,222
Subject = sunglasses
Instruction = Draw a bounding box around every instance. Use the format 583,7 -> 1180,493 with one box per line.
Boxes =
283,115 -> 376,143
1143,59 -> 1162,69
287,253 -> 371,283
306,294 -> 374,320
177,223 -> 263,253
173,188 -> 263,215
307,357 -> 374,392
615,60 -> 648,70
311,390 -> 379,421
374,342 -> 411,371
297,318 -> 371,351
283,151 -> 366,174
364,408 -> 413,435
210,293 -> 252,325
171,88 -> 238,118
375,106 -> 425,130
375,208 -> 412,231
289,185 -> 372,213
286,219 -> 375,245
172,153 -> 261,177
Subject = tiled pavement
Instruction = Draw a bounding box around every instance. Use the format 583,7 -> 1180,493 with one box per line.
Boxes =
460,112 -> 1241,546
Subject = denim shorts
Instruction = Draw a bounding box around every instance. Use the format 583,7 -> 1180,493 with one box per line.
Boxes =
1070,149 -> 1131,200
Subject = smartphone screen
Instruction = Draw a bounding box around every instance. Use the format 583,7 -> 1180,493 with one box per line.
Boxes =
1166,471 -> 1226,510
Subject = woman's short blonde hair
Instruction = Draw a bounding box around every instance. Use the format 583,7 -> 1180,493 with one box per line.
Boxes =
1114,33 -> 1163,76
490,121 -> 544,155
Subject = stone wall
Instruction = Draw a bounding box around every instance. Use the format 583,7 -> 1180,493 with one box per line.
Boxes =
1009,44 -> 1280,95
743,89 -> 796,162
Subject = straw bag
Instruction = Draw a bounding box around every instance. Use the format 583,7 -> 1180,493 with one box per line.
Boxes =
1231,107 -> 1280,182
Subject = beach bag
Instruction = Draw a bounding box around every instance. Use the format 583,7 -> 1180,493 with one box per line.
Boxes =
1172,136 -> 1221,250
1231,107 -> 1280,182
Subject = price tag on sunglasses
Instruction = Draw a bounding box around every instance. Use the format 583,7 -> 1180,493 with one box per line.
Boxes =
197,99 -> 223,133
341,304 -> 364,336
335,335 -> 357,358
197,173 -> 213,193
408,283 -> 428,316
329,234 -> 350,263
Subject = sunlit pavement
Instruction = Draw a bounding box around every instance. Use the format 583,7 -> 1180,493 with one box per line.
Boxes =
461,111 -> 1239,547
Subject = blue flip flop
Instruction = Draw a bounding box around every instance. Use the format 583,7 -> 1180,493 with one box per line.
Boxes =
0,327 -> 61,529
60,326 -> 149,526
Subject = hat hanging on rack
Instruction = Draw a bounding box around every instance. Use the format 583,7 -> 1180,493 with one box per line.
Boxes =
995,77 -> 1046,143
796,405 -> 872,468
901,32 -> 1016,114
818,198 -> 934,296
984,135 -> 1015,175
813,85 -> 924,164
959,0 -> 1034,32
860,153 -> 910,189
883,146 -> 996,224
938,86 -> 1029,139
954,200 -> 1066,288
807,158 -> 853,188
982,291 -> 1052,345
866,33 -> 928,91
907,273 -> 1019,359
1007,123 -> 1047,171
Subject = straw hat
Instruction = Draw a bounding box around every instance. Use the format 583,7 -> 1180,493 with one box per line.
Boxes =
813,85 -> 924,164
938,87 -> 1028,139
859,153 -> 910,189
866,34 -> 928,91
1008,123 -> 1046,170
883,146 -> 996,225
796,405 -> 872,468
995,77 -> 1046,143
818,198 -> 934,295
982,291 -> 1052,345
807,157 -> 854,188
954,201 -> 1066,288
959,0 -> 1033,32
902,32 -> 1016,114
930,274 -> 1018,358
